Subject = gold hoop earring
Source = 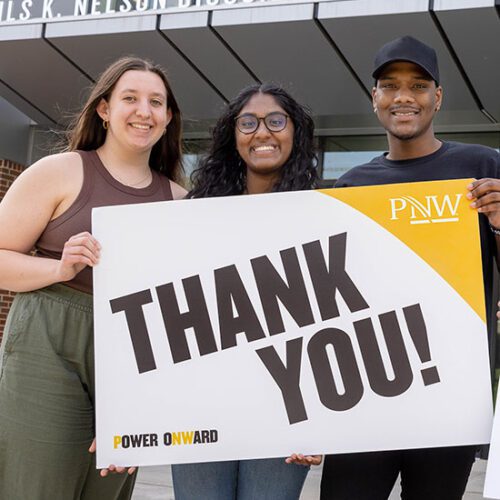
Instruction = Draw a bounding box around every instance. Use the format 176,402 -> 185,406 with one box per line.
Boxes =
102,120 -> 109,130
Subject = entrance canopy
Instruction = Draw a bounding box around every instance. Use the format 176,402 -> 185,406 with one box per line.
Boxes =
0,0 -> 499,136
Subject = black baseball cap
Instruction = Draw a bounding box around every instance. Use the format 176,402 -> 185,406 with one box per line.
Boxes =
372,36 -> 440,84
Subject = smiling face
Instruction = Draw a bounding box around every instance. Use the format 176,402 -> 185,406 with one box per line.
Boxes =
97,69 -> 172,154
372,61 -> 442,145
235,92 -> 294,186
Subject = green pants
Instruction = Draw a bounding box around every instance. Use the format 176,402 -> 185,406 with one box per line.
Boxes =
0,284 -> 136,500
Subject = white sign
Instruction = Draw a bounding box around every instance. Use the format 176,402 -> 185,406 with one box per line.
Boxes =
93,181 -> 493,467
0,0 -> 274,23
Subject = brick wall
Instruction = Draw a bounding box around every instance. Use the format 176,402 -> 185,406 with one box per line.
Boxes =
0,159 -> 26,340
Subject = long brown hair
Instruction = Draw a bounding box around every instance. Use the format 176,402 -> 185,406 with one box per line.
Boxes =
66,56 -> 183,182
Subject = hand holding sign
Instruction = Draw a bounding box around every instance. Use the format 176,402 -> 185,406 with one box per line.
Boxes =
57,231 -> 101,283
467,178 -> 500,229
286,454 -> 322,466
88,438 -> 137,477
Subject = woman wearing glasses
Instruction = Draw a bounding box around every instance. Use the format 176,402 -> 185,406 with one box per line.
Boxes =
172,83 -> 321,500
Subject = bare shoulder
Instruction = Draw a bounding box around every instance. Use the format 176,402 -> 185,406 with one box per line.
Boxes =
26,151 -> 82,177
14,152 -> 81,193
0,152 -> 84,253
2,151 -> 84,223
7,152 -> 80,195
170,180 -> 188,200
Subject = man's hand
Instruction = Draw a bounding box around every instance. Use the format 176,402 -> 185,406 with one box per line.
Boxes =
467,179 -> 500,229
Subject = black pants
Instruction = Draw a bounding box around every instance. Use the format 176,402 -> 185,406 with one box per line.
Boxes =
320,446 -> 477,500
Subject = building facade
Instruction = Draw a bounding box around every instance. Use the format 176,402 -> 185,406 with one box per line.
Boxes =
0,0 -> 498,173
0,0 -> 499,336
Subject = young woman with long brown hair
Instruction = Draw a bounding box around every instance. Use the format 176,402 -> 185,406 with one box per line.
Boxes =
0,56 -> 185,499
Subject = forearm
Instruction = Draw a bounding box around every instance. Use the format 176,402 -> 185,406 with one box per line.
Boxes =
0,249 -> 61,292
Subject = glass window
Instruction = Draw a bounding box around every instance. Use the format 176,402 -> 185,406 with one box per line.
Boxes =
323,151 -> 384,180
321,132 -> 500,182
435,132 -> 500,151
183,139 -> 211,185
321,135 -> 388,181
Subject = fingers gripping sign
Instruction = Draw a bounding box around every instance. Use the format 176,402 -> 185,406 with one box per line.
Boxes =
285,453 -> 322,466
467,179 -> 500,230
88,438 -> 137,478
56,231 -> 101,283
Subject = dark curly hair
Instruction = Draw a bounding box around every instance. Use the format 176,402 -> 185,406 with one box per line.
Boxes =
189,83 -> 318,198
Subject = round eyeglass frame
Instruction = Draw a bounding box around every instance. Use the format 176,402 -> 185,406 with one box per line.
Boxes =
235,112 -> 289,134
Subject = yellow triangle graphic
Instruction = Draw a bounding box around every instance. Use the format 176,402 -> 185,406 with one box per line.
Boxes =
319,179 -> 485,322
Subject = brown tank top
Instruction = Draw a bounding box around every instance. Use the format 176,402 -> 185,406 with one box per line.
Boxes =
36,150 -> 174,294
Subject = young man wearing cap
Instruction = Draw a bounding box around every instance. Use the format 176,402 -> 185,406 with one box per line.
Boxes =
320,36 -> 500,500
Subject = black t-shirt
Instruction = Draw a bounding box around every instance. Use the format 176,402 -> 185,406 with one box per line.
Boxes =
336,141 -> 500,337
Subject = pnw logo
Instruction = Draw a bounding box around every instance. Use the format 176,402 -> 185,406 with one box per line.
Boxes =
390,194 -> 462,225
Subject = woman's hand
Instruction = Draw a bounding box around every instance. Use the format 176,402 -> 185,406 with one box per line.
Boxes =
56,232 -> 101,282
88,438 -> 137,477
285,453 -> 322,466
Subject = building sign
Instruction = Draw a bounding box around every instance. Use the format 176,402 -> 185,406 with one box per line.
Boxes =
92,179 -> 493,467
0,0 -> 273,23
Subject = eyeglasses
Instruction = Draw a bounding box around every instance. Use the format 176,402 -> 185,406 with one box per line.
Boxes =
235,112 -> 289,134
